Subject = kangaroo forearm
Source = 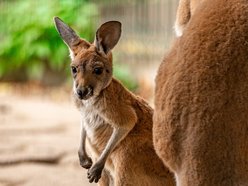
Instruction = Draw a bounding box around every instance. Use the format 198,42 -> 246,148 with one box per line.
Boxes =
98,127 -> 130,163
78,122 -> 87,155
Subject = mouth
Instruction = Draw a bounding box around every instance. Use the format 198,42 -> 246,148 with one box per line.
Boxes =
81,91 -> 93,100
76,89 -> 93,100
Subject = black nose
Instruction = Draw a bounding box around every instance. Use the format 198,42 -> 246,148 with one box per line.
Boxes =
77,86 -> 93,99
77,89 -> 84,99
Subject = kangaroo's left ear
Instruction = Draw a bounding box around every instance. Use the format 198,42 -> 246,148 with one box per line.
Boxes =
94,21 -> 122,55
54,16 -> 81,48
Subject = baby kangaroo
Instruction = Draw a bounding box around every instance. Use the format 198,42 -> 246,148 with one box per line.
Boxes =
54,17 -> 175,186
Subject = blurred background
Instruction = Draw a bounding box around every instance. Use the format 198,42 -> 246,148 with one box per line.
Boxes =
0,0 -> 178,185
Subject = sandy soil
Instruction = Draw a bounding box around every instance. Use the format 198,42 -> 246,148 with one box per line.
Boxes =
0,85 -> 96,186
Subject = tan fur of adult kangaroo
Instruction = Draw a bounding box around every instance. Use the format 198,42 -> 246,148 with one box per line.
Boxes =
154,0 -> 248,185
54,17 -> 174,186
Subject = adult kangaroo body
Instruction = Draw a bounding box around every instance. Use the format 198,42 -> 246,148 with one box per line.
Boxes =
153,0 -> 248,185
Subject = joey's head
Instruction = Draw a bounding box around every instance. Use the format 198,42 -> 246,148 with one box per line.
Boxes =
54,17 -> 121,100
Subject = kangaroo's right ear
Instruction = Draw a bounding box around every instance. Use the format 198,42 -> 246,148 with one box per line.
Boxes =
54,17 -> 81,48
94,21 -> 122,55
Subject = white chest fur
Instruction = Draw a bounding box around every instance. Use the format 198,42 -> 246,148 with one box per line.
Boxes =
80,99 -> 109,142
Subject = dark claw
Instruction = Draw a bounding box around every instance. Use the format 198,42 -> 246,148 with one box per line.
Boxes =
89,176 -> 94,183
95,177 -> 100,183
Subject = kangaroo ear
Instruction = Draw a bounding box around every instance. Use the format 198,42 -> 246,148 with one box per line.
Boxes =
54,17 -> 81,48
94,21 -> 121,55
174,0 -> 191,37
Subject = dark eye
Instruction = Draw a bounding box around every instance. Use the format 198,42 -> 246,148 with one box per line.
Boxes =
71,66 -> 77,74
93,67 -> 103,75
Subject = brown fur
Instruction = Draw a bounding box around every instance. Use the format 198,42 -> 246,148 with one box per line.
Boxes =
154,0 -> 248,185
54,18 -> 175,186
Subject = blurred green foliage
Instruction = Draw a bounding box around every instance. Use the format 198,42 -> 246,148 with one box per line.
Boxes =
0,0 -> 138,91
0,0 -> 97,84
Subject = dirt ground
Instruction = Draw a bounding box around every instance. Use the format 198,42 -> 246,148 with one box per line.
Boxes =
0,84 -> 96,186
